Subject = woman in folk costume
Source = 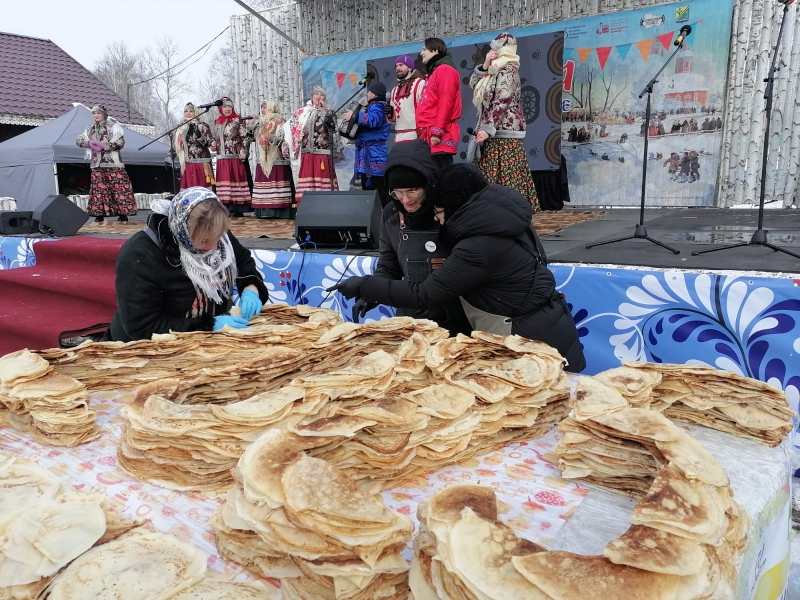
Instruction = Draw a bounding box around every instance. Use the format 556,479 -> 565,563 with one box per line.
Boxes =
214,96 -> 252,217
252,101 -> 295,219
286,85 -> 340,205
75,104 -> 137,222
469,32 -> 540,210
173,102 -> 215,190
107,187 -> 269,342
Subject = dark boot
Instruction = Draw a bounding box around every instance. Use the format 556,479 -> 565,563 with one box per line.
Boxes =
94,216 -> 104,223
118,215 -> 128,222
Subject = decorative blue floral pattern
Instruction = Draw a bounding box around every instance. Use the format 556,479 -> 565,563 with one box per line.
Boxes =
3,238 -> 797,413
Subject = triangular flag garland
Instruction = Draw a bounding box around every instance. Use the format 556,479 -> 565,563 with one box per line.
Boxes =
657,32 -> 675,50
348,73 -> 359,86
577,48 -> 593,64
335,72 -> 346,89
596,47 -> 612,70
636,38 -> 654,61
615,43 -> 632,61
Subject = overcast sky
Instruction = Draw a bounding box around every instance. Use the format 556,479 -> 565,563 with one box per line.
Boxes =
3,0 -> 243,106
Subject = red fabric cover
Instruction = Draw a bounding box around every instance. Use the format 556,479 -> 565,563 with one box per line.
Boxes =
415,63 -> 462,155
0,237 -> 123,354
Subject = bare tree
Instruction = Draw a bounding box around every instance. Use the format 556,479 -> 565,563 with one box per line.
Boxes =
143,37 -> 192,140
585,68 -> 595,121
195,35 -> 236,118
92,41 -> 154,123
248,0 -> 293,8
599,67 -> 631,114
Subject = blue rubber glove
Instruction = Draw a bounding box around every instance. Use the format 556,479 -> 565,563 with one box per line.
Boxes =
213,315 -> 250,331
238,289 -> 263,320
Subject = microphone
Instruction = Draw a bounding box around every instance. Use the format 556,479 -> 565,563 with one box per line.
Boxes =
673,25 -> 692,46
197,99 -> 224,109
358,73 -> 375,86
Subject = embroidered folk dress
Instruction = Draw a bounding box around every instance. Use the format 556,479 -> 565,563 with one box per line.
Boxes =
173,121 -> 215,190
214,120 -> 252,209
75,119 -> 137,217
252,117 -> 295,218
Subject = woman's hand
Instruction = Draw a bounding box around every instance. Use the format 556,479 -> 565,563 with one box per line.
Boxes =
483,50 -> 499,69
475,130 -> 490,143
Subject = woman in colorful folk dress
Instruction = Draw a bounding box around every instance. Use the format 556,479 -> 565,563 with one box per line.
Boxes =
252,101 -> 295,219
469,32 -> 540,211
286,85 -> 340,205
214,97 -> 252,217
75,104 -> 137,222
173,102 -> 215,190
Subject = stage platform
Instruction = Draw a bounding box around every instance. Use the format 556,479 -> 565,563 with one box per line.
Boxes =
1,206 -> 798,413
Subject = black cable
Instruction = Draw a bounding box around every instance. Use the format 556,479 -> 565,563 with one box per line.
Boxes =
317,253 -> 359,308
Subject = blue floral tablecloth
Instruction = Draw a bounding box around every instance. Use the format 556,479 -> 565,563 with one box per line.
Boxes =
2,236 -> 798,413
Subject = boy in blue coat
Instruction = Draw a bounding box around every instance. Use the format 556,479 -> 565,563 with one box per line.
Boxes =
343,81 -> 391,207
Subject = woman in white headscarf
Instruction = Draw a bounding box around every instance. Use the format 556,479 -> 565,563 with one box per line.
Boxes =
252,100 -> 295,219
286,85 -> 340,205
106,187 -> 269,342
172,102 -> 215,190
75,104 -> 137,222
469,33 -> 539,210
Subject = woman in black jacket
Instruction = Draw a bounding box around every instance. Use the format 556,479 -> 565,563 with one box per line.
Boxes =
330,164 -> 586,372
107,187 -> 269,342
352,139 -> 470,336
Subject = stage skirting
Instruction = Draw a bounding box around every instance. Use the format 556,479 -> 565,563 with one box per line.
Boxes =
1,236 -> 798,414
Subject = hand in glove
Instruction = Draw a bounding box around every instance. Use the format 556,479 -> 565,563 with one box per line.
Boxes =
88,140 -> 104,151
213,315 -> 250,331
238,289 -> 263,320
351,297 -> 377,323
326,276 -> 364,300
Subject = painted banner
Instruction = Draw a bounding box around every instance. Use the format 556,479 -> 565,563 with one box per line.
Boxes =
301,0 -> 734,205
561,0 -> 734,207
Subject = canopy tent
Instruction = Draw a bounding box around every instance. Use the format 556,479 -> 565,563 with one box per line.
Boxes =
0,105 -> 169,210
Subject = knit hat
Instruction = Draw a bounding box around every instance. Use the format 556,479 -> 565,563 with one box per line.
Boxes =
491,32 -> 518,51
368,81 -> 387,101
184,102 -> 196,112
395,55 -> 415,70
386,165 -> 427,190
90,104 -> 108,118
429,163 -> 489,213
311,85 -> 326,97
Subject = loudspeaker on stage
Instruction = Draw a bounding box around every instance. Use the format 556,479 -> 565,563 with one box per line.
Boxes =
32,195 -> 89,237
294,191 -> 382,250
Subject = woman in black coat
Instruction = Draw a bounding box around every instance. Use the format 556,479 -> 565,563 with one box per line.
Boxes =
330,164 -> 586,372
107,187 -> 269,342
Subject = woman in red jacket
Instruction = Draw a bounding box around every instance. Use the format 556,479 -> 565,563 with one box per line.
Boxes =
416,38 -> 462,171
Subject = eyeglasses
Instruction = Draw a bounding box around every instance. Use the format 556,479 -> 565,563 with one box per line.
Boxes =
390,188 -> 424,200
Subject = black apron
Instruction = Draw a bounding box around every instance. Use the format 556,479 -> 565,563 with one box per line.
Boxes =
395,214 -> 472,336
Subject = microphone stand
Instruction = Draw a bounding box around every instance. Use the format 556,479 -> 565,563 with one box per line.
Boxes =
323,80 -> 370,191
586,41 -> 682,254
691,1 -> 800,260
139,108 -> 212,195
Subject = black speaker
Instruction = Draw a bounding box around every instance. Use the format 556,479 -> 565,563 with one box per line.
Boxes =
0,211 -> 36,235
32,194 -> 89,237
295,191 -> 382,249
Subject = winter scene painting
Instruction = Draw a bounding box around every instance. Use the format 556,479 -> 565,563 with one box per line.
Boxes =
560,0 -> 734,206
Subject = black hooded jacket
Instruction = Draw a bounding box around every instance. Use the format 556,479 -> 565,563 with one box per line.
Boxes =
360,184 -> 586,372
108,213 -> 269,342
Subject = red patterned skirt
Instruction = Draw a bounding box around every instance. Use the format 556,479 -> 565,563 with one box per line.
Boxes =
88,167 -> 137,217
479,138 -> 540,211
296,153 -> 337,205
180,162 -> 212,190
253,164 -> 294,210
215,158 -> 250,206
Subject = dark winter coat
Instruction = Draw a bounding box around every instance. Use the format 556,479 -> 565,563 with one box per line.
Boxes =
108,213 -> 269,342
360,185 -> 586,372
374,140 -> 471,336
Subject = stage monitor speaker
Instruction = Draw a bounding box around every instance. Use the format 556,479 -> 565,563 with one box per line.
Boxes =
295,191 -> 382,250
0,211 -> 36,235
32,194 -> 89,237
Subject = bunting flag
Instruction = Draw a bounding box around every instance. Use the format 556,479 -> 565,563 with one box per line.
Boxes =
577,48 -> 593,64
657,32 -> 675,50
335,72 -> 347,89
615,43 -> 632,61
348,73 -> 359,86
636,38 -> 654,61
596,47 -> 612,70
